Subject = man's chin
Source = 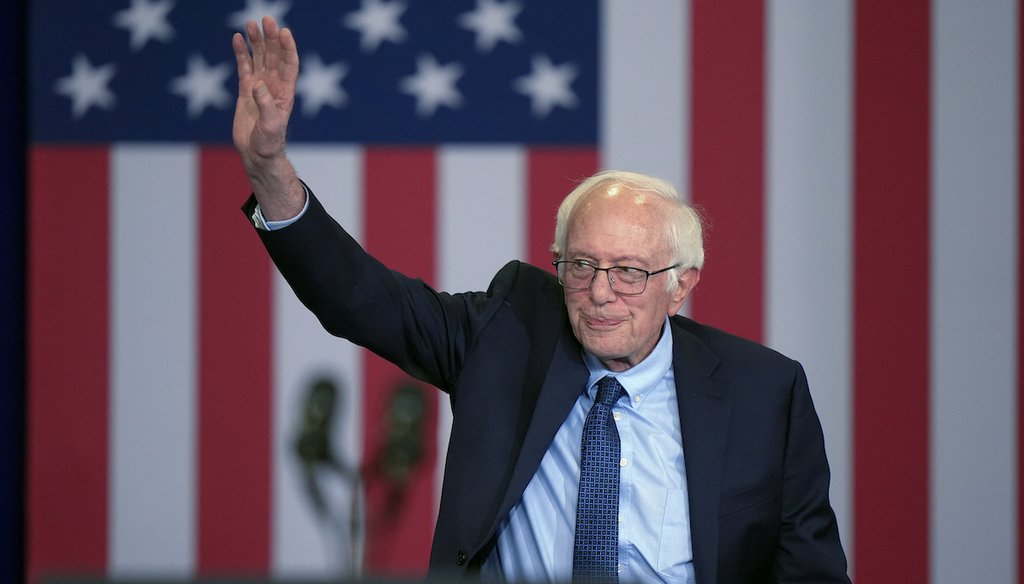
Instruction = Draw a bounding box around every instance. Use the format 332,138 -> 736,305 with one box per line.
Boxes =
578,334 -> 618,354
579,339 -> 629,364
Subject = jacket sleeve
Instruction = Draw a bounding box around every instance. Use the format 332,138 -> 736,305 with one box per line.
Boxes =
242,189 -> 513,391
774,363 -> 851,583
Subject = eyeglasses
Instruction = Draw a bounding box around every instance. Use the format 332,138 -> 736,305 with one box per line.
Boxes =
552,259 -> 679,296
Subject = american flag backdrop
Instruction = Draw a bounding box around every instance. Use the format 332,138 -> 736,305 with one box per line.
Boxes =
24,1 -> 1022,583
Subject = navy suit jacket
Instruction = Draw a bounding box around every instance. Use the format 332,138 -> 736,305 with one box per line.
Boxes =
244,191 -> 850,583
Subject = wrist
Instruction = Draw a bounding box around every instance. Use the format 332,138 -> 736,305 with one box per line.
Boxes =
246,156 -> 304,220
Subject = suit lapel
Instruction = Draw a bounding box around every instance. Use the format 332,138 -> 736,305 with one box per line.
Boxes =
485,283 -> 590,542
499,330 -> 588,512
671,319 -> 732,584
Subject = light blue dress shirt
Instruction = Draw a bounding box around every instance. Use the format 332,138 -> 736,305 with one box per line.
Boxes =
482,318 -> 695,583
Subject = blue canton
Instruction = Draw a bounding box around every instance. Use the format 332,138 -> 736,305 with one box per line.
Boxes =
30,0 -> 597,144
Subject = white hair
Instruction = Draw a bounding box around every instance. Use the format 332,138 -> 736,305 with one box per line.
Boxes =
551,170 -> 705,289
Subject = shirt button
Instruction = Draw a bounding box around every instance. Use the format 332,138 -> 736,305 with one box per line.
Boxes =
633,395 -> 641,404
613,412 -> 622,422
620,457 -> 628,467
617,563 -> 623,573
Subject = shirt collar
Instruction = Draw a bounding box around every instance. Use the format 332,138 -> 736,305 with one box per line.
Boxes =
582,317 -> 674,408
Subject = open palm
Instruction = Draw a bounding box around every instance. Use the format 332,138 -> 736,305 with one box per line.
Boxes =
232,16 -> 299,169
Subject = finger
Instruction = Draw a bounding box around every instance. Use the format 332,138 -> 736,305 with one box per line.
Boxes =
279,26 -> 299,74
262,16 -> 284,74
245,18 -> 262,45
247,19 -> 265,71
262,15 -> 279,40
262,24 -> 299,86
231,32 -> 253,79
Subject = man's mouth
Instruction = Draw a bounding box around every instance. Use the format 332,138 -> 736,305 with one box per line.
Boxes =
582,315 -> 625,329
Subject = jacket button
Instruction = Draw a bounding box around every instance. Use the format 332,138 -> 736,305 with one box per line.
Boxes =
456,550 -> 467,566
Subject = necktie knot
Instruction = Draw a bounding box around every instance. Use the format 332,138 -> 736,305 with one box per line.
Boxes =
595,376 -> 624,408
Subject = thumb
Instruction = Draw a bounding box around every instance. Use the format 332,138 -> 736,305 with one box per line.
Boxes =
253,83 -> 273,109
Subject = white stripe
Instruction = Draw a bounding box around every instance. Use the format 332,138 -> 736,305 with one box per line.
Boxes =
109,144 -> 197,576
765,0 -> 854,560
438,147 -> 526,291
600,0 -> 689,194
435,146 -> 527,508
272,146 -> 365,578
930,2 -> 1019,581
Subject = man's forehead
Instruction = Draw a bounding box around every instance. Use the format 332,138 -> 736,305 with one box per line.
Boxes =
565,219 -> 670,266
569,187 -> 667,233
584,182 -> 651,205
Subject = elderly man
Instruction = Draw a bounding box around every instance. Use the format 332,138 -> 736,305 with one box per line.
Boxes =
233,17 -> 849,584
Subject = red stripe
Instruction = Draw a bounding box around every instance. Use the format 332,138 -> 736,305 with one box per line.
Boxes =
689,0 -> 765,343
197,147 -> 272,573
527,148 -> 599,267
853,2 -> 931,582
361,148 -> 439,576
26,146 -> 110,583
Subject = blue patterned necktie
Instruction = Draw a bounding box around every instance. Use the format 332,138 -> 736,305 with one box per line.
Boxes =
572,376 -> 626,582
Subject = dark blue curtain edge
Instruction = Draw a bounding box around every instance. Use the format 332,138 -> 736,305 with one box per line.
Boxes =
2,0 -> 28,582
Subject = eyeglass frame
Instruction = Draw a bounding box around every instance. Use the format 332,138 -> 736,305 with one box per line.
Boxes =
551,259 -> 681,296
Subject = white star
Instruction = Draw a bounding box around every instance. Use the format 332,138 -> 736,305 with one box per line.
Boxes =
227,0 -> 291,31
514,54 -> 578,118
399,54 -> 464,118
54,54 -> 117,119
457,0 -> 523,53
169,54 -> 232,118
296,53 -> 349,117
113,0 -> 175,51
343,0 -> 408,53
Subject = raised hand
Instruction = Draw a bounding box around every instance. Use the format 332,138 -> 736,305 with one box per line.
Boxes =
232,16 -> 304,218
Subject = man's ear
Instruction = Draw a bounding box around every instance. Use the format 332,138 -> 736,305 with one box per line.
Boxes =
669,268 -> 700,313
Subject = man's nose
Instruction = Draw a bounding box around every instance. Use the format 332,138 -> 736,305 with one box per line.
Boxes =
588,270 -> 618,303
